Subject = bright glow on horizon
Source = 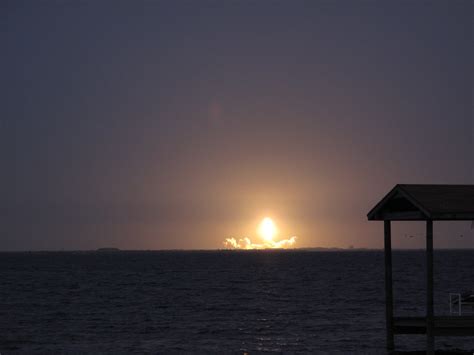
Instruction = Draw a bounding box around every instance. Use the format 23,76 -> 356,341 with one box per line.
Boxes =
223,217 -> 297,249
258,217 -> 277,242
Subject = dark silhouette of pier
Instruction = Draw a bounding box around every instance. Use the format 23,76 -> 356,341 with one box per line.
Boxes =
368,184 -> 474,354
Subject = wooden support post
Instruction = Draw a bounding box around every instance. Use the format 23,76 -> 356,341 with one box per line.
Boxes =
384,220 -> 394,352
426,220 -> 434,354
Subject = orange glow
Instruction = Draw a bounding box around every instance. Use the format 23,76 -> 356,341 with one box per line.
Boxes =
223,216 -> 297,249
258,217 -> 277,241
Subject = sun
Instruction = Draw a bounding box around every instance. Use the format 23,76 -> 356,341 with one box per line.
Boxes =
223,216 -> 297,249
258,217 -> 277,242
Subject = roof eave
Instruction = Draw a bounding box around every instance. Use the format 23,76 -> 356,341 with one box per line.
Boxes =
367,184 -> 432,221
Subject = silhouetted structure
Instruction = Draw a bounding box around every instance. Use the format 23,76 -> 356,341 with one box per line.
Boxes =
368,184 -> 474,354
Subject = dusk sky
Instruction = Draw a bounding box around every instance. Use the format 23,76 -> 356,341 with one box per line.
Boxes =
3,1 -> 473,250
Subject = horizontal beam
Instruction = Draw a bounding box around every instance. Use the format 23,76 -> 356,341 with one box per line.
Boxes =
369,211 -> 428,220
394,316 -> 474,336
368,212 -> 474,221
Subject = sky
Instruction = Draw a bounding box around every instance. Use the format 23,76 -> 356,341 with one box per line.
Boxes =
2,0 -> 473,250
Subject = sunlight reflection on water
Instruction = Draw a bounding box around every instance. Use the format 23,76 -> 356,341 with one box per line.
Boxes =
0,250 -> 473,353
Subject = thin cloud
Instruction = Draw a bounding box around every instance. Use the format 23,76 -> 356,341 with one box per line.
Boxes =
223,236 -> 297,249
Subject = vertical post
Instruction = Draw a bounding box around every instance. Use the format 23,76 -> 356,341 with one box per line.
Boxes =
384,220 -> 394,352
426,220 -> 434,354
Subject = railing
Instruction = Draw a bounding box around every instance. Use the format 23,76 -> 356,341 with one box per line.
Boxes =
450,293 -> 474,316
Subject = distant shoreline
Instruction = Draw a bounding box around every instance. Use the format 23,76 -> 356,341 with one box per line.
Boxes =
1,248 -> 473,253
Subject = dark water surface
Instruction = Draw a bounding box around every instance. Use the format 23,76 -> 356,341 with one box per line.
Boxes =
1,250 -> 473,353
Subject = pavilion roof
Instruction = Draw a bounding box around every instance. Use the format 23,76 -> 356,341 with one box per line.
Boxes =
367,184 -> 474,221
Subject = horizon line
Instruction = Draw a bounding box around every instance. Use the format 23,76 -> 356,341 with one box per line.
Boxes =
1,247 -> 474,253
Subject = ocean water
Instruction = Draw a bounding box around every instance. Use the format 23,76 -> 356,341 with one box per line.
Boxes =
0,250 -> 473,354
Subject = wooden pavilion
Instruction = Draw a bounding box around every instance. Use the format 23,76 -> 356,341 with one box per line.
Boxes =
367,184 -> 474,354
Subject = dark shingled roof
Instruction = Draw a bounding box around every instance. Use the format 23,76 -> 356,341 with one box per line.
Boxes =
367,184 -> 474,221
